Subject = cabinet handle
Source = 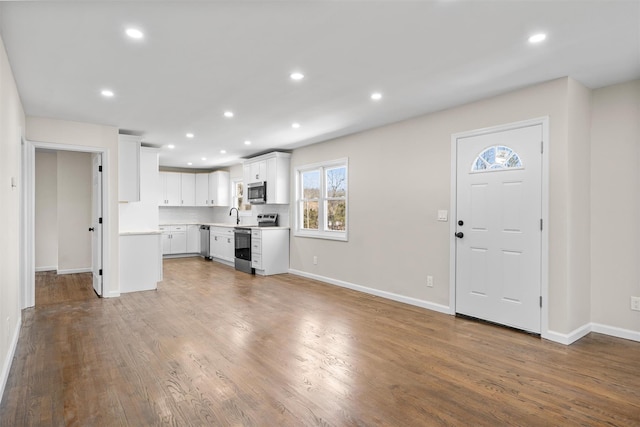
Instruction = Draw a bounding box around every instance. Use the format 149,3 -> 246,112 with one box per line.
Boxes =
255,174 -> 259,180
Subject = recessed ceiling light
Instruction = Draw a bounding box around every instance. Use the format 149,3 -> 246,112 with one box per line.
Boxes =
244,140 -> 251,145
220,150 -> 227,154
101,89 -> 114,97
528,33 -> 547,44
187,162 -> 193,166
290,72 -> 304,81
371,92 -> 383,101
224,111 -> 234,118
167,144 -> 175,149
186,133 -> 194,138
201,157 -> 207,161
125,28 -> 144,39
292,122 -> 301,129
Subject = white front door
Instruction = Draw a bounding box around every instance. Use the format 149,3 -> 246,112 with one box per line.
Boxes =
455,124 -> 542,333
91,153 -> 103,296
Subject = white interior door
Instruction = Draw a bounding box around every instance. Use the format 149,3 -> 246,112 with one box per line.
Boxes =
91,153 -> 103,296
455,124 -> 542,333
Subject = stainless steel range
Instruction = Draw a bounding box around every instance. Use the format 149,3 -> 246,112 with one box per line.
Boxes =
257,213 -> 278,227
233,214 -> 279,274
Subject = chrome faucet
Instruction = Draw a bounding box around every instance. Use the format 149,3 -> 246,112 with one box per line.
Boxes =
229,207 -> 240,225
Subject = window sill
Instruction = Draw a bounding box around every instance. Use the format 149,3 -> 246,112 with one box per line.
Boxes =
294,229 -> 348,242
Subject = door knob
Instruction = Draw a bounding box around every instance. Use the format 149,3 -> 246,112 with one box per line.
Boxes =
88,227 -> 95,232
455,232 -> 464,238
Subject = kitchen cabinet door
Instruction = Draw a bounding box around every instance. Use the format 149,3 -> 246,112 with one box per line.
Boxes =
250,160 -> 267,183
195,173 -> 209,206
170,231 -> 187,254
181,173 -> 196,206
208,171 -> 230,206
159,172 -> 182,206
223,235 -> 234,262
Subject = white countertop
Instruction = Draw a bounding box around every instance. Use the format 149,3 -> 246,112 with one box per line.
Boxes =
119,230 -> 162,236
159,222 -> 290,230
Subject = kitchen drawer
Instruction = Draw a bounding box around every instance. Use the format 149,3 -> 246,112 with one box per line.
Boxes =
251,238 -> 262,254
251,229 -> 261,239
171,225 -> 186,232
251,254 -> 262,269
159,226 -> 169,232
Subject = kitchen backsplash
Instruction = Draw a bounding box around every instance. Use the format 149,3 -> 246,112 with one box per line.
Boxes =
160,204 -> 290,227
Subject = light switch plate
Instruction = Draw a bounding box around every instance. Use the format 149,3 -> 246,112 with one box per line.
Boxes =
437,210 -> 448,222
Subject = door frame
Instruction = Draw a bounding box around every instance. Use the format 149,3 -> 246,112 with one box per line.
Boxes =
21,139 -> 110,308
449,117 -> 550,338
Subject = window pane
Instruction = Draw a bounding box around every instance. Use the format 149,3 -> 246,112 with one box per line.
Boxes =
301,200 -> 319,230
326,200 -> 346,231
326,167 -> 346,197
302,170 -> 320,199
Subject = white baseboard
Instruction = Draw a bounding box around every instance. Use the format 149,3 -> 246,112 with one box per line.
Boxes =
0,314 -> 21,405
57,268 -> 92,275
104,290 -> 121,298
591,323 -> 640,343
544,323 -> 591,345
288,269 -> 451,315
35,266 -> 56,272
287,269 -> 640,346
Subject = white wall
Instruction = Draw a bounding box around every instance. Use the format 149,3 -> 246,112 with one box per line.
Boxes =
591,79 -> 640,333
290,77 -> 594,336
35,151 -> 58,271
56,151 -> 92,272
0,31 -> 26,405
26,117 -> 120,296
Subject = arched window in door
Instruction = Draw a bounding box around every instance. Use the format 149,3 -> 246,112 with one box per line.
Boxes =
471,145 -> 523,172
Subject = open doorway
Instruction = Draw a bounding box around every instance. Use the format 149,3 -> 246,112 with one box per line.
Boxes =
22,141 -> 109,309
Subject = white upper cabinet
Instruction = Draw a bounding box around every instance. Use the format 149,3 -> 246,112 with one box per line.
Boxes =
159,172 -> 181,206
180,173 -> 195,206
118,135 -> 141,202
209,171 -> 230,206
248,160 -> 267,183
195,173 -> 209,206
243,152 -> 291,204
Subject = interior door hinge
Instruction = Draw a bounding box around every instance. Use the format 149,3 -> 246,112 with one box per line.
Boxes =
99,269 -> 103,276
99,217 -> 103,224
540,296 -> 542,307
540,218 -> 543,231
541,141 -> 544,154
98,165 -> 103,172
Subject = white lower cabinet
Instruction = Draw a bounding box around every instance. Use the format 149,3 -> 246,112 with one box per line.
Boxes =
210,226 -> 235,262
160,225 -> 188,255
251,228 -> 289,275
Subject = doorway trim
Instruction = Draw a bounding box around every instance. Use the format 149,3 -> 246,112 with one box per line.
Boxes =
22,139 -> 111,308
449,117 -> 550,339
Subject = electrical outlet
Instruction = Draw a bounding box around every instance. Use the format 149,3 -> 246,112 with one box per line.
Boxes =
427,276 -> 434,287
631,296 -> 640,311
313,256 -> 318,265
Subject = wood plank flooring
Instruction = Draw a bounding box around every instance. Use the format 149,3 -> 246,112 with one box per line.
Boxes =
1,258 -> 639,426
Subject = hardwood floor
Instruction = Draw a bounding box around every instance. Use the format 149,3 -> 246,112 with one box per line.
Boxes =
1,258 -> 639,426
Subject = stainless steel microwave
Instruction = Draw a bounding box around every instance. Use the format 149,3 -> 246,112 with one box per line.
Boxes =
247,181 -> 267,204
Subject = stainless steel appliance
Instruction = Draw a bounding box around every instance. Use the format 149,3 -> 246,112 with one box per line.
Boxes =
247,181 -> 267,204
234,227 -> 254,274
200,225 -> 211,260
257,213 -> 278,227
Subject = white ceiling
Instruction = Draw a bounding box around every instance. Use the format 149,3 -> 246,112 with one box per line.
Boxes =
1,1 -> 638,168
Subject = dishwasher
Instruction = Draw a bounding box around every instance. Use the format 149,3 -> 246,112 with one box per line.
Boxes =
200,225 -> 211,260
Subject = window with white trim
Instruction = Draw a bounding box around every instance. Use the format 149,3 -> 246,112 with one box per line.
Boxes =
295,159 -> 348,241
231,178 -> 251,214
